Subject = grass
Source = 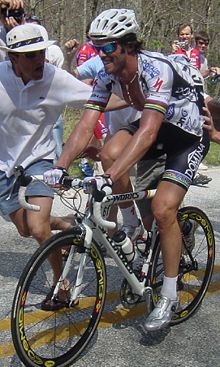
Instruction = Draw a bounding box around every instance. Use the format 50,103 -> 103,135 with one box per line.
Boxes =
63,108 -> 220,175
205,142 -> 220,166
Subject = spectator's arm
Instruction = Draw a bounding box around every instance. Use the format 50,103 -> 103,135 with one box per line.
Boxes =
64,39 -> 80,73
0,0 -> 23,9
203,105 -> 220,144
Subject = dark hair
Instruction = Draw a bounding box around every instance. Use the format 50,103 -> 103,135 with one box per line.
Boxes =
118,33 -> 143,51
177,23 -> 193,36
194,30 -> 209,43
26,15 -> 42,25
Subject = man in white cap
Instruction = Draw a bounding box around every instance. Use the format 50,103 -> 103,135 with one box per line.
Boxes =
0,23 -> 92,309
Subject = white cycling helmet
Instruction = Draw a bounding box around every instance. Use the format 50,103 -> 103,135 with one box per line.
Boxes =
89,9 -> 140,40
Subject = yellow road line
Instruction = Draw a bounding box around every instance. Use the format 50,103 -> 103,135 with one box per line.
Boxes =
1,270 -> 220,359
0,291 -> 119,331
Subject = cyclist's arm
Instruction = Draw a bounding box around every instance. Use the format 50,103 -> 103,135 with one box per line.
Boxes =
55,109 -> 102,170
105,94 -> 128,111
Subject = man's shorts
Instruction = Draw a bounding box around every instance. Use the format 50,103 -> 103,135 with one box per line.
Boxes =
135,157 -> 165,218
120,120 -> 210,191
0,160 -> 54,217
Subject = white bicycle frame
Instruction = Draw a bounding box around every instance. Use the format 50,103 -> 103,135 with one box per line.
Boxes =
18,174 -> 157,306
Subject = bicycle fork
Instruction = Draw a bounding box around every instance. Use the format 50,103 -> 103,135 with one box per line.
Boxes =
53,225 -> 93,306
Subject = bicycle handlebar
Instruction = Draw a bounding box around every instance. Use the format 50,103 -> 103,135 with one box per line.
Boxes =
17,171 -> 154,230
17,173 -> 116,229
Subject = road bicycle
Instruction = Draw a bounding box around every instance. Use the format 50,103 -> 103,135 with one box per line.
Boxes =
11,170 -> 215,367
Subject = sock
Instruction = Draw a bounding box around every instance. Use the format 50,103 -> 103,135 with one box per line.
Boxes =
161,275 -> 178,300
120,205 -> 139,227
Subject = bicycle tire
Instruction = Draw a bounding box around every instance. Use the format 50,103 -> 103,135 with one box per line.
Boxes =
11,227 -> 107,367
150,206 -> 215,325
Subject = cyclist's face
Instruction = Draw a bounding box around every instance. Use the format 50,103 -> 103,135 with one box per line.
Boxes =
178,26 -> 193,47
93,39 -> 127,75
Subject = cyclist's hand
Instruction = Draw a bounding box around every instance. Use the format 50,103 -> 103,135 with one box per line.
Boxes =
83,175 -> 113,194
43,167 -> 69,186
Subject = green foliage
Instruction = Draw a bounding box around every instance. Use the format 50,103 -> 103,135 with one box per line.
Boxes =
205,142 -> 220,166
63,108 -> 84,177
148,38 -> 163,51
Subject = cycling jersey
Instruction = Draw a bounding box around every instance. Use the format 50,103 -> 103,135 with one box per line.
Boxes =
85,50 -> 205,138
76,41 -> 98,66
176,47 -> 200,69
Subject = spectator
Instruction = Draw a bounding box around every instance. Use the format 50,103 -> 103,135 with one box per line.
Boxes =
73,23 -> 108,177
195,30 -> 210,78
0,24 -> 91,309
26,14 -> 65,160
0,0 -> 25,60
171,22 -> 200,69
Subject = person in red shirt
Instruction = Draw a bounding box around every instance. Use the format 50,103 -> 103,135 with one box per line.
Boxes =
172,23 -> 200,69
75,23 -> 108,176
76,24 -> 98,66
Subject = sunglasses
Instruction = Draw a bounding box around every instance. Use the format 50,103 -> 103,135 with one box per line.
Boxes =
94,41 -> 118,54
20,49 -> 45,59
198,40 -> 209,46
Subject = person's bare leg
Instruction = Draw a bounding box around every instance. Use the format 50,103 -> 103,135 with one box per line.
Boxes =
100,131 -> 141,237
10,197 -> 63,283
50,215 -> 75,231
100,130 -> 134,209
144,180 -> 186,331
151,181 -> 185,278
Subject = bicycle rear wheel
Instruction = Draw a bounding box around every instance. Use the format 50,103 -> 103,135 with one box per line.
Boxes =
150,206 -> 215,325
11,227 -> 107,367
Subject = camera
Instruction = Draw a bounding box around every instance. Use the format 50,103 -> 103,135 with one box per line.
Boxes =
1,7 -> 25,24
178,39 -> 185,49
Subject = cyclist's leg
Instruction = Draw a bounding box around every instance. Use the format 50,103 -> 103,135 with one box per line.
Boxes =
144,127 -> 210,331
135,156 -> 165,230
100,129 -> 134,201
152,181 -> 185,278
100,129 -> 142,238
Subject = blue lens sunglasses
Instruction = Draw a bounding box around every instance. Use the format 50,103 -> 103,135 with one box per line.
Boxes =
94,41 -> 118,54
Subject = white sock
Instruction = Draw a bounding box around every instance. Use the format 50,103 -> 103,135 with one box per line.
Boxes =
120,205 -> 139,227
161,275 -> 178,300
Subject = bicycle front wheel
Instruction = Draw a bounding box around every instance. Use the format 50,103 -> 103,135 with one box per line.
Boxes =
150,206 -> 215,325
11,227 -> 107,367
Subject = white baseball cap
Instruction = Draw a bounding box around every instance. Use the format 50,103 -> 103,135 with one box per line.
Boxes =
0,23 -> 56,53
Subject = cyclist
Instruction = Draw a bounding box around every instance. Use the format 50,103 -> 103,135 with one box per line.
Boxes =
44,8 -> 210,330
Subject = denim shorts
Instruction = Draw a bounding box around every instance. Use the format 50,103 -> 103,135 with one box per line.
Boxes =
0,160 -> 55,217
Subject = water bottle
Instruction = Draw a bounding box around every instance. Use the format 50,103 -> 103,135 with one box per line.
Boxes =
136,231 -> 152,255
112,230 -> 136,262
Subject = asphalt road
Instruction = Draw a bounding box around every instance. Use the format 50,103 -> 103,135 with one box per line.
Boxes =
0,167 -> 220,367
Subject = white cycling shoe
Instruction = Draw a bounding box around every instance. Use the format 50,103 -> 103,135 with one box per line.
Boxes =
143,296 -> 179,332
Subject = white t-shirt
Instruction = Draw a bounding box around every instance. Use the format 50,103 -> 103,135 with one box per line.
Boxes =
46,45 -> 64,68
0,61 -> 92,177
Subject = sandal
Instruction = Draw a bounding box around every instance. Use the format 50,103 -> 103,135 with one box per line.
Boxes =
41,285 -> 70,311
